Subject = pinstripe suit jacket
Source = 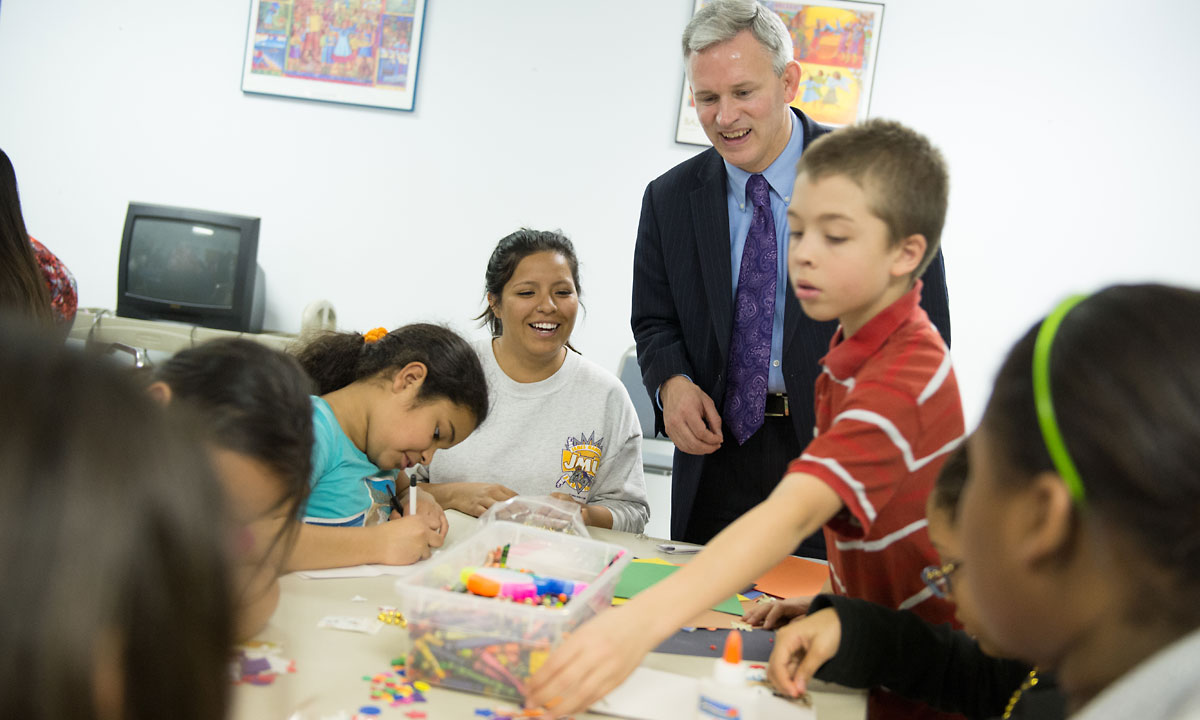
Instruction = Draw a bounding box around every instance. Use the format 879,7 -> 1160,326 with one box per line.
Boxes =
630,108 -> 952,538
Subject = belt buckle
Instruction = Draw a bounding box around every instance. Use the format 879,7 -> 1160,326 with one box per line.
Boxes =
764,393 -> 789,418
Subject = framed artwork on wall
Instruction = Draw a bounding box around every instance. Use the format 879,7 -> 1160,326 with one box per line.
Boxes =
676,0 -> 884,146
241,0 -> 427,112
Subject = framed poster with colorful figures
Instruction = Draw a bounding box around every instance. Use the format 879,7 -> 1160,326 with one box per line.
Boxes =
241,0 -> 427,111
676,0 -> 884,145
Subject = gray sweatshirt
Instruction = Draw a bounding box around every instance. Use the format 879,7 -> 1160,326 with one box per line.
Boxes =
422,339 -> 649,533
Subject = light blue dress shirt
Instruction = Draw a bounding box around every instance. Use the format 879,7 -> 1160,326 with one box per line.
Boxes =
723,111 -> 806,394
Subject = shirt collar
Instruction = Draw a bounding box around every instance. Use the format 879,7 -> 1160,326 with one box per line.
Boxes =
822,280 -> 926,379
724,111 -> 804,208
1073,626 -> 1200,720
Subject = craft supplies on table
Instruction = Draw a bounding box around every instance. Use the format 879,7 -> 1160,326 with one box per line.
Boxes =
394,520 -> 630,701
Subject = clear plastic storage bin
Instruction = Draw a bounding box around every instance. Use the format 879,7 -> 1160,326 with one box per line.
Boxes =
477,494 -> 591,537
394,520 -> 630,701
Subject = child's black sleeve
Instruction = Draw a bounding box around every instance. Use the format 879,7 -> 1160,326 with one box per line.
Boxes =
809,594 -> 1030,719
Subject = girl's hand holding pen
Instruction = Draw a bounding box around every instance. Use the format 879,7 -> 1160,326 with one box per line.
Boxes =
374,513 -> 444,565
411,486 -> 448,538
389,480 -> 448,538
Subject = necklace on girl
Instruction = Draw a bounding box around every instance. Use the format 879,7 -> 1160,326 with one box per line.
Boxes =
1002,667 -> 1039,720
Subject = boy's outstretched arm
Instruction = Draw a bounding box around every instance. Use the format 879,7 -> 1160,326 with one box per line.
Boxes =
524,472 -> 842,716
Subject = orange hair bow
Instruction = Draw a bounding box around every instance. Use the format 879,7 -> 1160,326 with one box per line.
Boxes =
363,327 -> 388,344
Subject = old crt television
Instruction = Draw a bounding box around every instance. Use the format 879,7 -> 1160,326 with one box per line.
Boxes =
116,202 -> 265,332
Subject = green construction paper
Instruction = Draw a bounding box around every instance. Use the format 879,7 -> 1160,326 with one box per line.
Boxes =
614,561 -> 744,615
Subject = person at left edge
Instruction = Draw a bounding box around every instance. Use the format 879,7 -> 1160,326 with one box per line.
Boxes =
0,147 -> 77,335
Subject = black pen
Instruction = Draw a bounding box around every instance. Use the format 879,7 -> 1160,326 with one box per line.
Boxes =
408,473 -> 418,517
389,482 -> 405,517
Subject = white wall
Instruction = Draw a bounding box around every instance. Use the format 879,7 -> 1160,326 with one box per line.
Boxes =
2,0 -> 1198,428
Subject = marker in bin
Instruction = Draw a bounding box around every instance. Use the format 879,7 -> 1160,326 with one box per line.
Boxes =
460,567 -> 587,603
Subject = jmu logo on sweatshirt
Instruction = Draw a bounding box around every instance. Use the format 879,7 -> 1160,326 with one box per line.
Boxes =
558,431 -> 605,496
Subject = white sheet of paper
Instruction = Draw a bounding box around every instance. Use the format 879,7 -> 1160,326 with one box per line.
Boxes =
758,693 -> 818,719
589,666 -> 818,720
589,667 -> 698,720
292,563 -> 424,580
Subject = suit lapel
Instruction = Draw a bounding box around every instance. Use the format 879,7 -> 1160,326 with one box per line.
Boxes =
691,150 -> 733,361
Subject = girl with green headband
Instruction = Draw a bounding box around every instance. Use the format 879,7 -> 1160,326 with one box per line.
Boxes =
959,284 -> 1200,719
761,445 -> 1067,720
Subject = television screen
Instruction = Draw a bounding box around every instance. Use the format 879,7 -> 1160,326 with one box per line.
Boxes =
117,203 -> 265,333
125,217 -> 241,308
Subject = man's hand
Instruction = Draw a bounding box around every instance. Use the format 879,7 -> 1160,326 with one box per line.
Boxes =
660,375 -> 723,455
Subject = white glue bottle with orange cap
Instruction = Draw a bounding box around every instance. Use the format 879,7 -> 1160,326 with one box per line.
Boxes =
696,630 -> 759,720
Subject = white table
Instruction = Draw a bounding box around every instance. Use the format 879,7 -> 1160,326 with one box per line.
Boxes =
231,512 -> 866,720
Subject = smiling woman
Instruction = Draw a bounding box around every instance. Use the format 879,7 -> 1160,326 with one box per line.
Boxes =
417,229 -> 650,533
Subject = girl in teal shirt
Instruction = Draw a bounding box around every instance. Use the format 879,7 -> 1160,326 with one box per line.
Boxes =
290,323 -> 488,569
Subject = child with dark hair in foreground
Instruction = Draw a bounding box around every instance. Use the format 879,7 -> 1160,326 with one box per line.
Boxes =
151,337 -> 314,639
0,323 -> 233,720
957,285 -> 1200,718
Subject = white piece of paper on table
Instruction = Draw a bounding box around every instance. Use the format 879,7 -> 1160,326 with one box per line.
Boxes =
760,694 -> 818,719
589,667 -> 698,720
589,666 -> 817,720
315,615 -> 383,635
293,563 -> 424,580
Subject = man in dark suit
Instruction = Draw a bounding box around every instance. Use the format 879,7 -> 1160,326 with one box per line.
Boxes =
632,0 -> 950,551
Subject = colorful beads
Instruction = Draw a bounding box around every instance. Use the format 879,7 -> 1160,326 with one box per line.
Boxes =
377,606 -> 408,627
364,660 -> 428,708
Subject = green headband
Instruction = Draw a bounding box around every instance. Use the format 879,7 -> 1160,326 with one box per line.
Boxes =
1032,293 -> 1089,504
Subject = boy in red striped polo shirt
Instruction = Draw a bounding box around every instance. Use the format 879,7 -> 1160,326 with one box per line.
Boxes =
766,117 -> 965,719
528,119 -> 964,720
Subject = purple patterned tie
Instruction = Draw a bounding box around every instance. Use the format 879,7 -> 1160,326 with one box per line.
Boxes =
725,173 -> 777,445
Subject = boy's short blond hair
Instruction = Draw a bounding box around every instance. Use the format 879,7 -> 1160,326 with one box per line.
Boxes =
797,118 -> 948,278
